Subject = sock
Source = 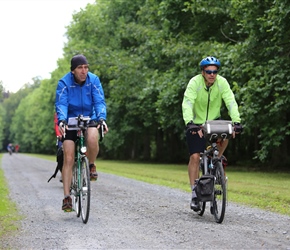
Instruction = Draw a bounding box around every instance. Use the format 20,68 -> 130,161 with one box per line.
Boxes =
64,195 -> 70,199
191,185 -> 197,198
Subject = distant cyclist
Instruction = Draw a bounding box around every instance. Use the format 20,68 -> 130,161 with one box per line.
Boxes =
55,54 -> 109,212
14,144 -> 20,153
182,56 -> 243,211
7,143 -> 13,155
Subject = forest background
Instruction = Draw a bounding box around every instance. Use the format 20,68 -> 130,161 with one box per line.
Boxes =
0,0 -> 289,169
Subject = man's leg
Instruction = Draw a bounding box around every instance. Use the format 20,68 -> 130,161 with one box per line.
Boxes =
188,153 -> 201,211
86,127 -> 99,180
188,153 -> 200,187
186,129 -> 205,211
217,139 -> 229,176
61,140 -> 75,211
217,139 -> 228,157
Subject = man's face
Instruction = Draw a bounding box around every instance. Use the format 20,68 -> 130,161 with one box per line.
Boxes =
72,64 -> 89,83
202,65 -> 218,85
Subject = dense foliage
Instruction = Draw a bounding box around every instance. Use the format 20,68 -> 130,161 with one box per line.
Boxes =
1,0 -> 289,168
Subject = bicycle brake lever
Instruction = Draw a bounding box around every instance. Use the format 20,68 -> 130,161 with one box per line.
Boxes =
99,124 -> 104,141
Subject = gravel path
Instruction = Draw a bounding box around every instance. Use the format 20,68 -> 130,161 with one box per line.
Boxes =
1,154 -> 290,249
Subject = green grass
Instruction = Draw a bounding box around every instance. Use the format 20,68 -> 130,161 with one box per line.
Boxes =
1,153 -> 289,239
227,171 -> 290,215
0,154 -> 22,238
94,159 -> 290,216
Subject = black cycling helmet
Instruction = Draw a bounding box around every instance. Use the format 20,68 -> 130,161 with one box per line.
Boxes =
199,56 -> 221,69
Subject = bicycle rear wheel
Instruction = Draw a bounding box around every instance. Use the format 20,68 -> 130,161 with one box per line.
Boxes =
71,163 -> 81,217
80,157 -> 90,224
212,161 -> 226,223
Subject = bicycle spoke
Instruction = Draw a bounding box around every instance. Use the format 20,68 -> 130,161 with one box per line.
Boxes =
213,162 -> 226,223
80,157 -> 90,224
71,163 -> 81,217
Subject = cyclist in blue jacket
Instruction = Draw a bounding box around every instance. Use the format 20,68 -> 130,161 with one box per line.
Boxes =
55,54 -> 108,212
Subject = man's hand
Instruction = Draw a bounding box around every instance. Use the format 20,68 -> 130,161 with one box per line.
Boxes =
97,119 -> 109,133
101,120 -> 109,134
58,120 -> 67,137
186,121 -> 201,133
97,119 -> 108,142
234,122 -> 243,134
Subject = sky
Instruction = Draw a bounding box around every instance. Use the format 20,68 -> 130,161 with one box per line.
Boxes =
0,0 -> 95,93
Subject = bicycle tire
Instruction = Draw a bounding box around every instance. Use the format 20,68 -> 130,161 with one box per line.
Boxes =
71,163 -> 81,217
197,161 -> 206,216
80,157 -> 90,224
212,161 -> 226,223
197,201 -> 206,216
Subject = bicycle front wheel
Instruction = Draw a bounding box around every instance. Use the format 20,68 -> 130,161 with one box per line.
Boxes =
71,163 -> 81,217
80,157 -> 91,224
197,201 -> 206,216
212,161 -> 226,223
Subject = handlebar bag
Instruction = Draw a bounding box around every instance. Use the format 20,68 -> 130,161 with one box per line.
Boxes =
203,120 -> 233,140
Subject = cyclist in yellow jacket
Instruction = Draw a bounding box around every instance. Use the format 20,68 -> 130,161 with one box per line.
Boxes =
182,56 -> 243,211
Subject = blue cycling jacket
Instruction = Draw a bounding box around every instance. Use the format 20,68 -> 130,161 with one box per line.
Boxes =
55,72 -> 107,123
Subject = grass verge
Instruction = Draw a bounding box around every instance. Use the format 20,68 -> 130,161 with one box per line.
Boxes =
96,160 -> 290,216
0,154 -> 22,238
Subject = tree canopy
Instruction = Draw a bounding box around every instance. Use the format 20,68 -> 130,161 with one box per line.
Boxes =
1,0 -> 289,169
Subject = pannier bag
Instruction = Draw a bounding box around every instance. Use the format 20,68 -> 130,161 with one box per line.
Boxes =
203,120 -> 233,141
47,146 -> 64,183
196,174 -> 215,202
56,146 -> 64,172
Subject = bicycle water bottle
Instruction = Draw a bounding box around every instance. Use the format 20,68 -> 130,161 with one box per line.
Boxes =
208,157 -> 214,169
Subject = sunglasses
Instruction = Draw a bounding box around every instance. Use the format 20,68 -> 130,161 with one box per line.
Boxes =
204,70 -> 218,75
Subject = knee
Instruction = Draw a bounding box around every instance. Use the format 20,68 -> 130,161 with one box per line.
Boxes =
189,153 -> 200,165
190,153 -> 199,161
64,154 -> 74,166
87,129 -> 98,145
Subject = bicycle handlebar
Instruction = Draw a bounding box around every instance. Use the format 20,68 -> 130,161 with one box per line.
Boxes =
67,115 -> 91,130
67,115 -> 106,141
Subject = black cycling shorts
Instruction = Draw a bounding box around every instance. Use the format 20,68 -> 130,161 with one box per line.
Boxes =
63,120 -> 98,142
186,129 -> 206,156
63,129 -> 79,142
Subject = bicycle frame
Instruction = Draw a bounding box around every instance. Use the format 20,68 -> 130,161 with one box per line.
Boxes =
200,141 -> 220,175
70,115 -> 91,224
196,120 -> 232,223
75,129 -> 87,197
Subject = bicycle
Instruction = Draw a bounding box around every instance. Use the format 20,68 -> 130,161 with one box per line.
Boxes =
68,115 -> 92,224
194,120 -> 233,224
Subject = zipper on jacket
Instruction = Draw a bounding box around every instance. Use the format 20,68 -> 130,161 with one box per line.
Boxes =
205,87 -> 210,121
81,85 -> 84,115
